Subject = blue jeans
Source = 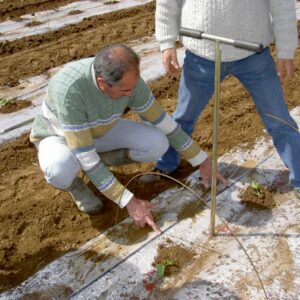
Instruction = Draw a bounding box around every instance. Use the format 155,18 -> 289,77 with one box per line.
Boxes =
157,48 -> 300,190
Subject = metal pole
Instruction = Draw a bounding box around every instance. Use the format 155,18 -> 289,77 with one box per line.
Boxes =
210,41 -> 222,236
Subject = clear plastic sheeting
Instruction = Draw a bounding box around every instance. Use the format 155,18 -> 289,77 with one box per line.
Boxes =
0,0 -> 153,42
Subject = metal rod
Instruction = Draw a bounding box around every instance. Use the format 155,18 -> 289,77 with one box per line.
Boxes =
210,41 -> 222,236
179,27 -> 263,53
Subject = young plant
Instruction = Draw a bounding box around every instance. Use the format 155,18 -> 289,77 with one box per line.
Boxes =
155,259 -> 173,277
0,98 -> 15,107
250,181 -> 264,198
26,15 -> 42,27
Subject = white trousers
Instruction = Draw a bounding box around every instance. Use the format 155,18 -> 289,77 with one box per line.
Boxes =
36,119 -> 169,189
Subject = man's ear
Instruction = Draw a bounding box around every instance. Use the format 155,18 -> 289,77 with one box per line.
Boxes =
96,77 -> 106,90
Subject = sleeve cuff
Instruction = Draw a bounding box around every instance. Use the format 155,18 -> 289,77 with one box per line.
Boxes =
117,189 -> 134,208
277,49 -> 296,60
187,150 -> 208,167
160,41 -> 177,52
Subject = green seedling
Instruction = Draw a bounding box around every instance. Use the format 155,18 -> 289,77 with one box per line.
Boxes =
26,16 -> 42,27
155,259 -> 173,277
0,98 -> 15,107
250,181 -> 264,198
32,16 -> 40,23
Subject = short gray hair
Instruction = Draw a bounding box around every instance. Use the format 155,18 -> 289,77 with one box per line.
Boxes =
94,44 -> 140,86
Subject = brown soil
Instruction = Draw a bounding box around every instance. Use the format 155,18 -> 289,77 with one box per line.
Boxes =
240,184 -> 277,209
26,20 -> 43,27
0,0 -> 300,293
0,0 -> 80,22
0,2 -> 155,87
141,239 -> 196,294
68,10 -> 83,16
152,239 -> 196,277
104,0 -> 121,4
0,99 -> 32,114
143,239 -> 196,292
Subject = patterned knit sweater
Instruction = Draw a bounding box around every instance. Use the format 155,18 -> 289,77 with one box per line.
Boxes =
30,58 -> 207,207
156,0 -> 298,61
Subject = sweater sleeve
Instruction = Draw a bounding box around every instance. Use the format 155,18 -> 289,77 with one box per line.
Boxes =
130,78 -> 208,166
269,0 -> 298,59
155,0 -> 183,52
56,87 -> 133,208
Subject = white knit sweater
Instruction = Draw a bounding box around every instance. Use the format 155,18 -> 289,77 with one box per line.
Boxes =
155,0 -> 298,61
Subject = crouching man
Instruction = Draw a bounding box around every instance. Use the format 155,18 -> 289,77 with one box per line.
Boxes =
30,44 -> 227,234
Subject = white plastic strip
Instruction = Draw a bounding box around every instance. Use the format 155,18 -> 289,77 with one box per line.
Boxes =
0,0 -> 153,42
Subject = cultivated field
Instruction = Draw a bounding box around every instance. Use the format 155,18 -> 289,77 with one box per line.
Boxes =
0,0 -> 300,296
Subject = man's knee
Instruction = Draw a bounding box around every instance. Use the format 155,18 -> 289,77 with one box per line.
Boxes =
130,129 -> 168,163
43,160 -> 78,190
37,137 -> 80,190
144,132 -> 169,160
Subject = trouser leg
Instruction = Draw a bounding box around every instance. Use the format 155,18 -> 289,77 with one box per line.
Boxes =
233,48 -> 300,189
157,50 -> 223,172
37,119 -> 169,185
36,136 -> 80,189
94,119 -> 169,164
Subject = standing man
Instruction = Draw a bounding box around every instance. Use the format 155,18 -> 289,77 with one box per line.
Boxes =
30,44 -> 227,234
155,0 -> 300,194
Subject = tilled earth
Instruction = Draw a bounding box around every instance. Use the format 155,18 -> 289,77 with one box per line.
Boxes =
0,0 -> 80,22
0,0 -> 300,293
0,2 -> 155,87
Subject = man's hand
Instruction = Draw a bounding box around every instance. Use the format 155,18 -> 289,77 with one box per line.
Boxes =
277,58 -> 294,82
162,48 -> 180,76
199,157 -> 229,189
126,196 -> 161,234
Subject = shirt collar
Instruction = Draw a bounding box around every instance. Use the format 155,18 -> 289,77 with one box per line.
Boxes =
91,62 -> 101,91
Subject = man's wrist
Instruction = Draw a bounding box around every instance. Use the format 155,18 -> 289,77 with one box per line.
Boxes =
160,42 -> 176,53
187,150 -> 208,167
117,189 -> 134,208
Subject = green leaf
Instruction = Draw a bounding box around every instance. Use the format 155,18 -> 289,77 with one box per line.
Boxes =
155,259 -> 173,277
251,181 -> 260,191
165,259 -> 173,267
156,264 -> 165,277
250,181 -> 265,198
0,98 -> 15,107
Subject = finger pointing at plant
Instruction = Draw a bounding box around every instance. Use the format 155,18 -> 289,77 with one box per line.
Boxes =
199,157 -> 229,189
126,196 -> 161,235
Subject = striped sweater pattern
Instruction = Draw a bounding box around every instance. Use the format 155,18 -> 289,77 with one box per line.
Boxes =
30,58 -> 207,206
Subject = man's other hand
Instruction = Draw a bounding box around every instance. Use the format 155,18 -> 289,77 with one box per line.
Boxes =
199,157 -> 229,189
277,58 -> 294,82
162,47 -> 180,76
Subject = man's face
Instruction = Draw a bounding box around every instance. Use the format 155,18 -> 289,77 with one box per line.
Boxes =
97,69 -> 140,99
